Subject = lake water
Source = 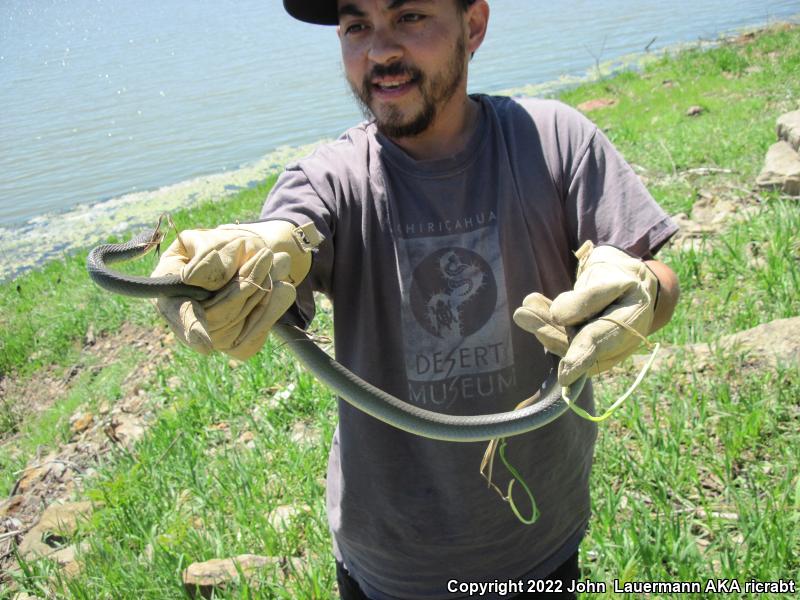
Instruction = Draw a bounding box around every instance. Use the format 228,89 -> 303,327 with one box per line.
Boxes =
1,0 -> 799,278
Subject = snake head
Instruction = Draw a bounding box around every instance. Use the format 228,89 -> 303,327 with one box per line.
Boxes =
147,213 -> 172,257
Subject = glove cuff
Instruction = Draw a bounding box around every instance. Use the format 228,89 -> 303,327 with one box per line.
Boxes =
644,262 -> 661,313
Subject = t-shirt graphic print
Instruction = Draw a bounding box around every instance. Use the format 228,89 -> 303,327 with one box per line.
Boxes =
395,210 -> 515,414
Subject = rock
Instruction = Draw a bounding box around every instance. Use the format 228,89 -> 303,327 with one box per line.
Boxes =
668,213 -> 719,253
290,421 -> 318,447
120,392 -> 146,414
719,317 -> 800,366
267,504 -> 310,532
48,541 -> 91,577
756,141 -> 800,196
634,317 -> 800,372
110,413 -> 145,449
70,412 -> 94,435
282,555 -> 308,580
48,460 -> 67,481
74,441 -> 101,458
181,554 -> 279,599
690,193 -> 755,227
84,325 -> 96,347
686,105 -> 704,117
13,464 -> 51,495
777,110 -> 800,152
577,98 -> 617,112
668,190 -> 759,254
17,531 -> 53,558
18,501 -> 97,559
36,500 -> 95,539
237,431 -> 256,449
0,495 -> 26,517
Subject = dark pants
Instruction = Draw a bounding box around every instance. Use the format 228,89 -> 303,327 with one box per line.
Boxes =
336,551 -> 580,600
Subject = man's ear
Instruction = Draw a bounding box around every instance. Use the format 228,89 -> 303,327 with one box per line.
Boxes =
466,0 -> 489,56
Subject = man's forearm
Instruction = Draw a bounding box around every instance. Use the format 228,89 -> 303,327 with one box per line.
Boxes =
645,259 -> 680,333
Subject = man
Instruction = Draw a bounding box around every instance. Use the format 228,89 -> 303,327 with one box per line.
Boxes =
153,1 -> 680,598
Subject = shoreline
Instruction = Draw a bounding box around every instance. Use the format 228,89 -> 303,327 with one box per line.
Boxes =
498,14 -> 799,97
0,142 -> 324,282
2,15 -> 798,283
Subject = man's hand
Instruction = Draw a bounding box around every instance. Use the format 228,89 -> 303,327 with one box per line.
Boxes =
513,241 -> 662,386
152,220 -> 322,361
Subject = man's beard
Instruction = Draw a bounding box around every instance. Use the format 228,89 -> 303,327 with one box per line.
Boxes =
349,36 -> 467,139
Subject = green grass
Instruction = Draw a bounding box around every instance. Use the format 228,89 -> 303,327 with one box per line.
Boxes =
2,23 -> 800,600
586,355 -> 799,598
662,200 -> 800,345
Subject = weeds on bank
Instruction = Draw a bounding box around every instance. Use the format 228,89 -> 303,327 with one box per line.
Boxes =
0,350 -> 146,495
0,175 -> 281,480
6,308 -> 338,599
0,177 -> 278,382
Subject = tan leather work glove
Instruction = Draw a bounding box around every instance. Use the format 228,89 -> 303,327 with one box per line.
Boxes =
152,220 -> 322,361
513,241 -> 658,386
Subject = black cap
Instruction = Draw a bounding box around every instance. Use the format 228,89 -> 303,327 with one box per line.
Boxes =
283,0 -> 339,25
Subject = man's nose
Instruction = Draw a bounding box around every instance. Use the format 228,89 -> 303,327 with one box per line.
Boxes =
367,26 -> 403,65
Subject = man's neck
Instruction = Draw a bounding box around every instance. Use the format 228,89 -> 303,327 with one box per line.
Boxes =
386,94 -> 481,162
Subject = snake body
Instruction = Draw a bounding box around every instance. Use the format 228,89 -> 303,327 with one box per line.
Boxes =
87,227 -> 586,442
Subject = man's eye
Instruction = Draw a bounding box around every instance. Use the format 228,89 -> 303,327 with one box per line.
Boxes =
344,23 -> 367,34
400,13 -> 425,23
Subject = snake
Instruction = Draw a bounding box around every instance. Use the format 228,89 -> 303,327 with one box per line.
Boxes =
86,225 -> 587,443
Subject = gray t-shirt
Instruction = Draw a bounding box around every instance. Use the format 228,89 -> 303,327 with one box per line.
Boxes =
261,95 -> 677,599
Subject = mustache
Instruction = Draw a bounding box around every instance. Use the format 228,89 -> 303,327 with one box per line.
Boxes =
365,62 -> 423,82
